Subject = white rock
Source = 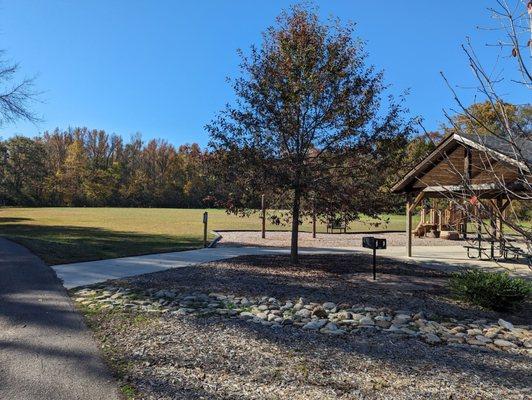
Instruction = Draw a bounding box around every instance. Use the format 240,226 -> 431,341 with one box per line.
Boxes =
498,319 -> 514,331
240,298 -> 252,307
256,312 -> 269,320
424,333 -> 442,344
303,319 -> 328,330
320,322 -> 345,335
293,303 -> 303,311
351,313 -> 365,321
494,339 -> 517,348
358,316 -> 375,326
295,309 -> 311,318
322,302 -> 336,310
475,335 -> 492,344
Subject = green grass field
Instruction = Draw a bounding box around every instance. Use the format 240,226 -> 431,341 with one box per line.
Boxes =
0,207 -> 410,265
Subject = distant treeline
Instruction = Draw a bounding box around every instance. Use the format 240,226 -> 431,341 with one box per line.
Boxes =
0,127 -> 439,210
0,128 -> 215,207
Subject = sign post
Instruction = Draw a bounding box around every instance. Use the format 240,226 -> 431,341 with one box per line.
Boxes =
261,194 -> 266,239
203,211 -> 208,248
362,236 -> 387,280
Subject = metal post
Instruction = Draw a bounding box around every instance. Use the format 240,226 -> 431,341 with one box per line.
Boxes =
203,211 -> 208,248
372,248 -> 376,280
261,194 -> 266,239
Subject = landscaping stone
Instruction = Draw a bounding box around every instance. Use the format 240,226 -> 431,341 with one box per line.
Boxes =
494,339 -> 517,348
498,319 -> 514,331
424,333 -> 442,345
358,316 -> 375,326
295,309 -> 311,319
320,322 -> 345,335
303,319 -> 328,331
71,286 -> 531,354
392,314 -> 411,325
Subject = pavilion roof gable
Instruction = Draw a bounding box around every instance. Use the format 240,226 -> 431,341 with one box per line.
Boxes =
391,133 -> 530,194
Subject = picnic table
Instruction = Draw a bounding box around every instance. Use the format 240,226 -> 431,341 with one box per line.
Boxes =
464,236 -> 527,261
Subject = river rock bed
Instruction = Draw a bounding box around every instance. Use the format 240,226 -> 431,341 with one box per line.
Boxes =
73,286 -> 531,354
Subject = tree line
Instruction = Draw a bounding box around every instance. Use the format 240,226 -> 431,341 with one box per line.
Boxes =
0,125 -> 430,211
1,104 -> 527,212
0,127 -> 214,207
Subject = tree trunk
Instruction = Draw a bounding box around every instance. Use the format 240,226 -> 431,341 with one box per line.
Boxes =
290,184 -> 301,264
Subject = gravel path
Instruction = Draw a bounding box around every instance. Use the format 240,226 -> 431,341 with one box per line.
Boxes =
74,254 -> 531,399
218,231 -> 463,248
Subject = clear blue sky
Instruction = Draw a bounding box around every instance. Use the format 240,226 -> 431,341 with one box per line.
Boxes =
1,1 -> 528,147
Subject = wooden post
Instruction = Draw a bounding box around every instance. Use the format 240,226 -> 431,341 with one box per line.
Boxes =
312,206 -> 317,239
496,197 -> 504,251
406,193 -> 413,257
261,194 -> 266,239
463,146 -> 472,239
203,211 -> 208,248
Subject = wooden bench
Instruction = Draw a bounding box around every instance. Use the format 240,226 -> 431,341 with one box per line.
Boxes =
327,219 -> 347,234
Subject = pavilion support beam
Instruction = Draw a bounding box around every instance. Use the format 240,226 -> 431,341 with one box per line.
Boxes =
497,197 -> 511,252
406,193 -> 413,257
462,146 -> 472,239
495,197 -> 503,240
489,198 -> 510,247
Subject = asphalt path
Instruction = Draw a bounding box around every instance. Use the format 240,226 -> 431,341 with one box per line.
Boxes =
0,238 -> 118,400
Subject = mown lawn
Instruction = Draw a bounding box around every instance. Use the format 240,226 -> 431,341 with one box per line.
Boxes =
0,207 -> 409,265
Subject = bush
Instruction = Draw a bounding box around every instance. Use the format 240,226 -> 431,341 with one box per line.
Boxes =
449,270 -> 531,311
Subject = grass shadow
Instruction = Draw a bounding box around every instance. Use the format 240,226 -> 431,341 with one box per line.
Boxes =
0,217 -> 33,223
0,223 -> 203,265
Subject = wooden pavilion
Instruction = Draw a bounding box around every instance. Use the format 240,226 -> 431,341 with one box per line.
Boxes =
391,133 -> 531,257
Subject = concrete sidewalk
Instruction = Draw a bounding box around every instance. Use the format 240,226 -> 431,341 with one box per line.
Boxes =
52,246 -> 359,288
373,245 -> 531,277
52,244 -> 530,289
0,238 -> 119,400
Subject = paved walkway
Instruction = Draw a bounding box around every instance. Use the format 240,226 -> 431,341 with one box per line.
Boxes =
0,238 -> 119,400
52,244 -> 530,289
52,246 -> 359,288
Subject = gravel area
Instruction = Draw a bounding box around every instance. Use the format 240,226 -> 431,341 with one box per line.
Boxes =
218,231 -> 464,248
74,254 -> 531,399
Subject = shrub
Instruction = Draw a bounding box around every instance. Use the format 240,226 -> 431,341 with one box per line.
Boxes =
449,269 -> 531,311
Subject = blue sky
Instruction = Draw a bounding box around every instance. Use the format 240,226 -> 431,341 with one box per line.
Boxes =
1,1 -> 528,147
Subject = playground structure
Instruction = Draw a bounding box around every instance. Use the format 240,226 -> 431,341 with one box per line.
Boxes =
412,199 -> 501,241
412,201 -> 464,239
